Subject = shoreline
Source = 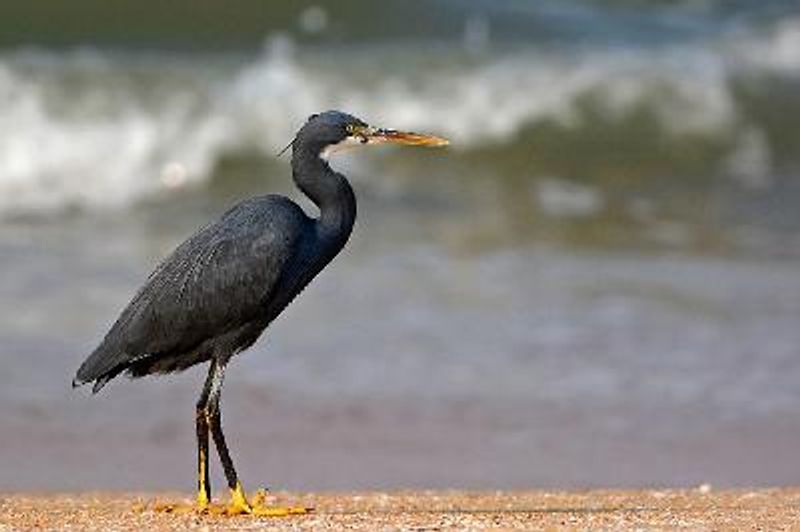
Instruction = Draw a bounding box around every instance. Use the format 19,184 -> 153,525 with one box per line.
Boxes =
2,488 -> 799,530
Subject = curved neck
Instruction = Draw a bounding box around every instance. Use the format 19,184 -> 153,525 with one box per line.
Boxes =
291,145 -> 357,245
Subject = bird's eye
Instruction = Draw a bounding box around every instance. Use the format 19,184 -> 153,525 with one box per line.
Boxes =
345,124 -> 355,134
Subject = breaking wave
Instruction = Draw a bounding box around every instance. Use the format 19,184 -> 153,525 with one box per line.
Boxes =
0,16 -> 799,215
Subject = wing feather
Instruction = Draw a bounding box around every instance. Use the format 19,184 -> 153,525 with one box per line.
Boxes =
74,196 -> 308,386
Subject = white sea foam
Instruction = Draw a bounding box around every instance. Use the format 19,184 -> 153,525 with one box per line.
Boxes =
0,18 -> 797,215
735,17 -> 800,72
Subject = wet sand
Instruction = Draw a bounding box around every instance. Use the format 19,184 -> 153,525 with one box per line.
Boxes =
2,488 -> 799,530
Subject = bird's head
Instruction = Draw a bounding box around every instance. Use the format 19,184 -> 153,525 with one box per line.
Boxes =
287,110 -> 449,160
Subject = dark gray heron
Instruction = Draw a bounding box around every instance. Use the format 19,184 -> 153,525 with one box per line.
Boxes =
73,110 -> 448,516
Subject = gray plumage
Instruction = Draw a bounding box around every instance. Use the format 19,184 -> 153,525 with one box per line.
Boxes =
74,110 -> 359,393
71,110 -> 446,509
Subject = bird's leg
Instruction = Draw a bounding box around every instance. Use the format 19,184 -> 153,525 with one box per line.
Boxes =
204,360 -> 246,513
206,360 -> 310,517
196,409 -> 211,509
151,361 -> 217,515
195,363 -> 215,511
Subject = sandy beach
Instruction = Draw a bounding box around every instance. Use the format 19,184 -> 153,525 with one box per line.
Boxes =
2,488 -> 799,530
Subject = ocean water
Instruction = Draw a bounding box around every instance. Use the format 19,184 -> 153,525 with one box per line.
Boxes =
1,1 -> 799,490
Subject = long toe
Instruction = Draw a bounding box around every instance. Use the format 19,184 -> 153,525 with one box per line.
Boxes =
226,487 -> 313,517
251,487 -> 313,516
251,505 -> 312,517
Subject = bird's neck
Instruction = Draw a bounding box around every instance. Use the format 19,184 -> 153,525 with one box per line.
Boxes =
291,147 -> 357,244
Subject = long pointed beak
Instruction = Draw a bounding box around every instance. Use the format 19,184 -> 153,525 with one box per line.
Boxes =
366,127 -> 449,147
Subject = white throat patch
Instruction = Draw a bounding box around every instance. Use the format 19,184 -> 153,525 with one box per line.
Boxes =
320,136 -> 366,161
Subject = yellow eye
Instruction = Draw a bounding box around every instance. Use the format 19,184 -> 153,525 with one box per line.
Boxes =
345,124 -> 355,134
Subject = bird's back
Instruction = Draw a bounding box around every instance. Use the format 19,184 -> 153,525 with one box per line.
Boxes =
74,195 -> 312,392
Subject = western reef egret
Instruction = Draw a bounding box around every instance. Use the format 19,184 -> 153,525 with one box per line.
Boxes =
73,111 -> 448,516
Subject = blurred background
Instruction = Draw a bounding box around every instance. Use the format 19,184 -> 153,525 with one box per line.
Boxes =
1,0 -> 799,492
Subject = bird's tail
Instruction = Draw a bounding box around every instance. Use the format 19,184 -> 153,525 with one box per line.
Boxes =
72,346 -> 130,394
71,372 -> 116,394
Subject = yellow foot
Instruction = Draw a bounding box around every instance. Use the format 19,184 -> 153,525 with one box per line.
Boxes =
224,484 -> 312,517
197,489 -> 210,512
148,486 -> 311,517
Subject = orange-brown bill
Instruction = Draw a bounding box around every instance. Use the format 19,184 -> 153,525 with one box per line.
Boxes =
366,128 -> 449,147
